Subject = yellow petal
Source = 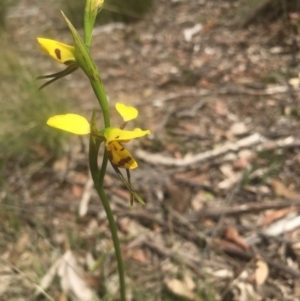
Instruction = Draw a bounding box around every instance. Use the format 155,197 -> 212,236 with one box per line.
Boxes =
104,127 -> 150,144
37,38 -> 76,65
106,141 -> 138,169
115,103 -> 138,122
47,114 -> 90,135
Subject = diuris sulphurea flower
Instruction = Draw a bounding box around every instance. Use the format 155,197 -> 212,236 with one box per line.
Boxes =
46,103 -> 150,169
36,38 -> 78,90
37,38 -> 76,65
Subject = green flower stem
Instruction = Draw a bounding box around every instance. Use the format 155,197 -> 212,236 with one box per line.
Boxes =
62,11 -> 110,127
96,185 -> 126,301
90,81 -> 110,128
63,7 -> 126,301
89,136 -> 126,301
99,149 -> 109,184
89,136 -> 100,184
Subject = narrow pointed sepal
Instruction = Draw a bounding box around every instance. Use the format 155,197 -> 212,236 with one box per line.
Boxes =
111,164 -> 145,205
35,65 -> 78,90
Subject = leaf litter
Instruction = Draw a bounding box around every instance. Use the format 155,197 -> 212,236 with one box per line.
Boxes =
2,0 -> 300,300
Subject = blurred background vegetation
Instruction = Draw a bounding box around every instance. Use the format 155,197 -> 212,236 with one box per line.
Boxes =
65,0 -> 153,27
0,0 -> 154,169
0,33 -> 69,167
0,0 -> 297,170
0,0 -> 299,300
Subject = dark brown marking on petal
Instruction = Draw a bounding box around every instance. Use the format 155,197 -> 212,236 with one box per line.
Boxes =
115,136 -> 120,139
54,49 -> 61,60
120,147 -> 125,151
117,156 -> 132,167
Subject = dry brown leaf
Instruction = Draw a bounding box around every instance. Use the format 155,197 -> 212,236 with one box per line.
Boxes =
174,151 -> 183,159
233,158 -> 249,170
57,251 -> 95,301
238,149 -> 254,160
294,278 -> 300,297
129,248 -> 148,263
153,224 -> 162,233
103,174 -> 114,185
186,174 -> 211,186
215,101 -> 228,116
180,123 -> 199,132
165,143 -> 178,152
29,144 -> 51,158
59,293 -> 68,301
119,218 -> 149,237
220,164 -> 234,177
164,278 -> 195,300
0,268 -> 13,297
72,185 -> 83,198
9,233 -> 29,264
262,207 -> 298,226
110,187 -> 130,202
198,78 -> 215,88
236,282 -> 259,300
37,252 -> 96,301
271,179 -> 300,200
212,238 -> 246,253
183,273 -> 196,291
53,156 -> 69,173
225,226 -> 250,252
229,122 -> 249,136
166,179 -> 191,213
289,77 -> 300,88
255,258 -> 269,286
79,177 -> 94,217
82,273 -> 101,289
191,191 -> 213,211
218,172 -> 242,190
35,257 -> 62,298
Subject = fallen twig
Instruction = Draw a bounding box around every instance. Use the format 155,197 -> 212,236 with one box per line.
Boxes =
145,85 -> 298,106
119,206 -> 300,280
79,175 -> 94,217
143,240 -> 202,275
186,199 -> 300,221
136,133 -> 265,167
214,243 -> 300,278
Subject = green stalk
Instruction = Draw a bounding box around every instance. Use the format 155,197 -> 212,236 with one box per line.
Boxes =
90,81 -> 110,128
96,186 -> 126,301
99,149 -> 109,184
61,11 -> 110,127
89,137 -> 126,301
63,7 -> 126,300
89,135 -> 100,184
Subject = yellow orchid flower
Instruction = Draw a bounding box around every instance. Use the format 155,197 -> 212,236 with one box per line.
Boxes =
47,114 -> 90,135
46,105 -> 150,169
106,141 -> 138,169
103,127 -> 150,145
37,38 -> 76,65
115,103 -> 138,122
103,127 -> 150,169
